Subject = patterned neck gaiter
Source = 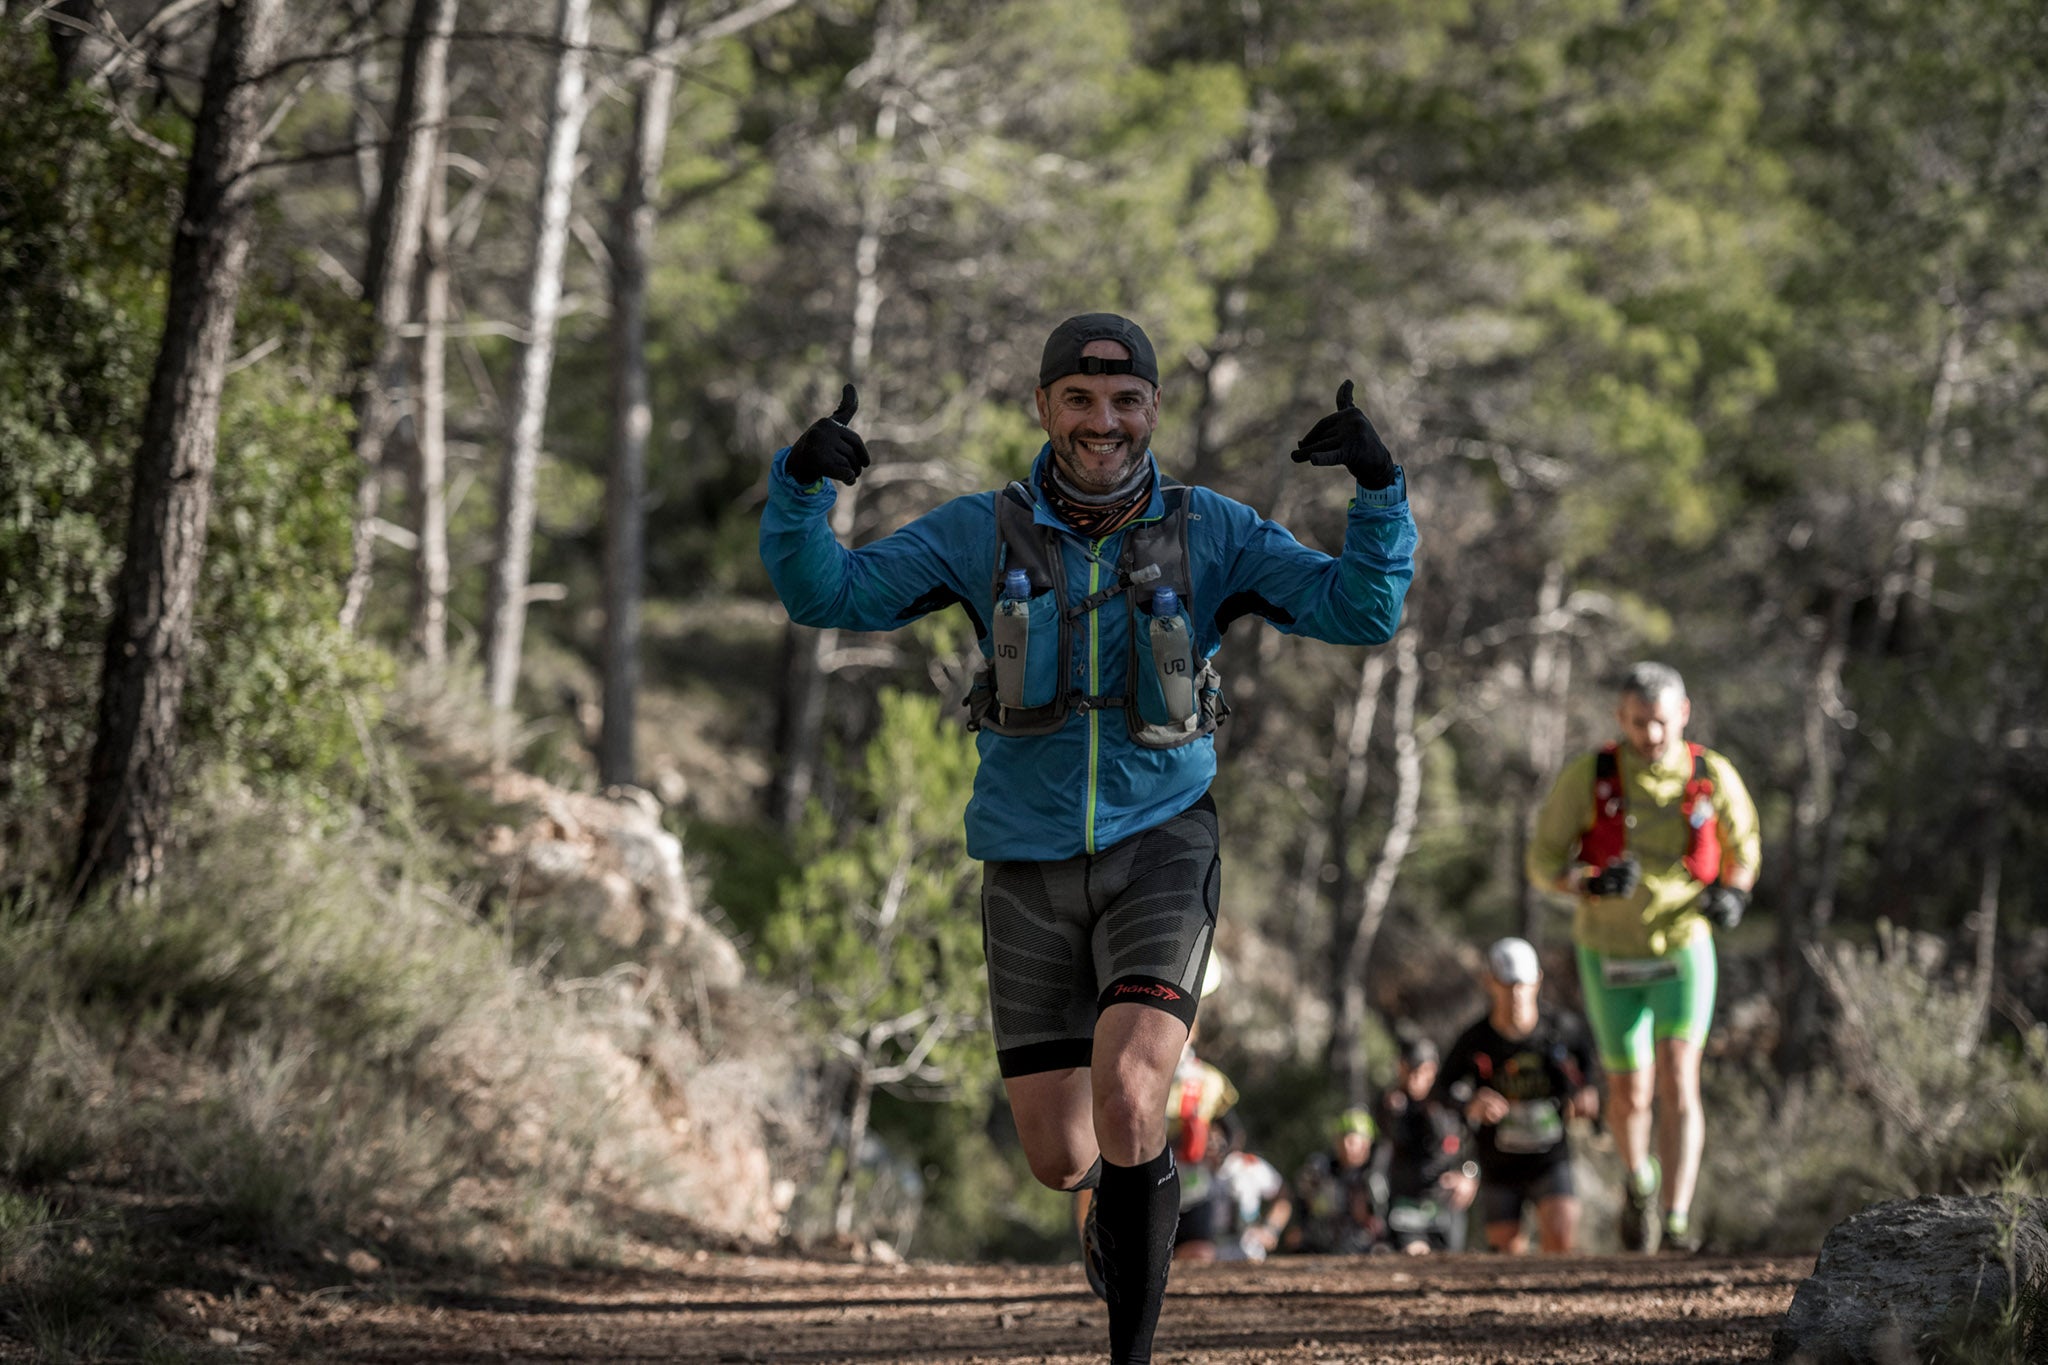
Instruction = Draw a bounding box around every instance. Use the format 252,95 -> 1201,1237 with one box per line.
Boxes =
1041,458 -> 1155,540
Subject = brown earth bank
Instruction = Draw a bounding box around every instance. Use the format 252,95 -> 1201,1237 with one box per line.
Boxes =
134,1251 -> 1803,1364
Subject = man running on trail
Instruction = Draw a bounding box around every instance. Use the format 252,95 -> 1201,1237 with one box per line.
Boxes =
1437,937 -> 1601,1254
1526,662 -> 1761,1253
1370,1034 -> 1477,1254
759,313 -> 1416,1364
1290,1108 -> 1387,1255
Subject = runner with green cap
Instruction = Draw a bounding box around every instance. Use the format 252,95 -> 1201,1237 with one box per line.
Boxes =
1290,1107 -> 1386,1254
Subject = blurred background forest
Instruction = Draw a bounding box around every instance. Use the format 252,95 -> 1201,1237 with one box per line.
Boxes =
5,0 -> 2048,1345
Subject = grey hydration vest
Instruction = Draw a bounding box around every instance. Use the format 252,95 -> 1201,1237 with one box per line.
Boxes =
963,479 -> 1226,749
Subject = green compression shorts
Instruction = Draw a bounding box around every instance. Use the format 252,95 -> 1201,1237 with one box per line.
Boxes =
1575,937 -> 1716,1074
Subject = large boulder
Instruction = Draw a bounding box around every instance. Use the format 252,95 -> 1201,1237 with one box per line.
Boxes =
1772,1194 -> 2048,1364
484,774 -> 744,990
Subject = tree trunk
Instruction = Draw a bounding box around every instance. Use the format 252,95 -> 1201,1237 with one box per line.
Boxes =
483,0 -> 594,717
348,0 -> 383,217
1519,558 -> 1571,944
1334,631 -> 1422,1103
1322,650 -> 1387,1081
71,0 -> 285,902
599,0 -> 680,789
833,1060 -> 875,1240
1287,794 -> 1329,1063
44,0 -> 94,85
339,0 -> 458,633
1775,600 -> 1853,1076
409,123 -> 452,665
1875,303 -> 1966,650
1958,843 -> 2001,1059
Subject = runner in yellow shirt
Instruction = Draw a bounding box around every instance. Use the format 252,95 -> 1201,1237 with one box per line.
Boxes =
1526,662 -> 1760,1253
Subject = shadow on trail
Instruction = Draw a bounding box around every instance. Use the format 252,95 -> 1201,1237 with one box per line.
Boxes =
419,1286 -> 1085,1316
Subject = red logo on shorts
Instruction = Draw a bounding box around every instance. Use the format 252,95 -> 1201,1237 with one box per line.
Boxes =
1114,982 -> 1183,1002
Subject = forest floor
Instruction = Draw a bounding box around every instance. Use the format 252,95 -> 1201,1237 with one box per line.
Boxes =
130,1246 -> 1804,1363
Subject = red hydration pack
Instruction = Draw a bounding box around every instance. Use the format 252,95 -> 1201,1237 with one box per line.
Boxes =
1577,742 -> 1722,884
1174,1076 -> 1210,1163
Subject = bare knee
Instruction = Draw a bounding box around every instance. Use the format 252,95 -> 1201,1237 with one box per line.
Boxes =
1025,1150 -> 1097,1191
1088,1005 -> 1183,1164
1093,1084 -> 1165,1164
1656,1072 -> 1698,1120
1004,1068 -> 1098,1190
1609,1070 -> 1654,1115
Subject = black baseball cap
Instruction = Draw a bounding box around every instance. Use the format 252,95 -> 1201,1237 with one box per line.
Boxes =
1038,312 -> 1159,389
1397,1035 -> 1439,1067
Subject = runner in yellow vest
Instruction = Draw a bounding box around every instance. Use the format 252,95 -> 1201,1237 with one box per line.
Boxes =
1525,662 -> 1760,1252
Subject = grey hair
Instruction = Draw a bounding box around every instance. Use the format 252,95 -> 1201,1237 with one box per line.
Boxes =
1619,661 -> 1687,704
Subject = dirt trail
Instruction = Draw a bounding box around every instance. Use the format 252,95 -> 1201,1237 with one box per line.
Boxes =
195,1250 -> 1803,1363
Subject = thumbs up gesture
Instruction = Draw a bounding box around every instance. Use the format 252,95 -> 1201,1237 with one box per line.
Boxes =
786,383 -> 871,486
1289,380 -> 1396,491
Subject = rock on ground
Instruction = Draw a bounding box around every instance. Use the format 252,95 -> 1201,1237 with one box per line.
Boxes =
484,773 -> 744,990
1771,1193 -> 2047,1364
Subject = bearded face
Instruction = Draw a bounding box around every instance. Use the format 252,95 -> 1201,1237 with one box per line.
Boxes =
1034,352 -> 1160,495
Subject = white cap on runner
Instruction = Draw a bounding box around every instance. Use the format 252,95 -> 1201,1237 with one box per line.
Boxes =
1487,936 -> 1541,985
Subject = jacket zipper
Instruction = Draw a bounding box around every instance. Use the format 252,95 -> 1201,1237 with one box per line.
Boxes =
1085,540 -> 1105,853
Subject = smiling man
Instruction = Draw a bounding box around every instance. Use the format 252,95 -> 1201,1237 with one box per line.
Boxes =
1526,662 -> 1761,1255
759,312 -> 1416,1365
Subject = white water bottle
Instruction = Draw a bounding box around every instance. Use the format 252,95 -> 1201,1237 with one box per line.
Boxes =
993,568 -> 1031,709
1147,586 -> 1194,724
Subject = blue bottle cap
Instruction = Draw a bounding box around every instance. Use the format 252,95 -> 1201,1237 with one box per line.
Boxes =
1003,568 -> 1031,599
1151,586 -> 1179,617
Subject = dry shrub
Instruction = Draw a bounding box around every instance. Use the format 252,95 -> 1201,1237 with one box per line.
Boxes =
0,785 -> 792,1268
1699,923 -> 2048,1252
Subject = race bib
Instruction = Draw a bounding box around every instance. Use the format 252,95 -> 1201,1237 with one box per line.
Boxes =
1495,1099 -> 1564,1154
1388,1198 -> 1443,1234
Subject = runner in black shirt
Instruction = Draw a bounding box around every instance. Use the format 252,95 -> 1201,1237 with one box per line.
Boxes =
1435,938 -> 1602,1253
1371,1034 -> 1477,1253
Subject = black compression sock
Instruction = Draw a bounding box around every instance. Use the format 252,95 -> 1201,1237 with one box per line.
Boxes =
1064,1156 -> 1103,1192
1095,1145 -> 1178,1365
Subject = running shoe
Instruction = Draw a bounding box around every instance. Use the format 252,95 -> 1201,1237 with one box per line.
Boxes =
1618,1158 -> 1660,1253
1660,1210 -> 1701,1254
1078,1193 -> 1110,1302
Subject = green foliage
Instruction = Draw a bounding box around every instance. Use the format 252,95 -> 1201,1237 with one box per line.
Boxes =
757,688 -> 999,1238
196,364 -> 392,796
0,39 -> 389,878
0,46 -> 179,843
762,688 -> 984,1066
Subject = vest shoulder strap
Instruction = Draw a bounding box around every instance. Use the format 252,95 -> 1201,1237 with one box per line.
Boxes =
1595,743 -> 1620,786
993,481 -> 1059,596
1688,742 -> 1712,785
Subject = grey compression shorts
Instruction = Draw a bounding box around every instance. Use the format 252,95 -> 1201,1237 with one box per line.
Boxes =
980,792 -> 1220,1078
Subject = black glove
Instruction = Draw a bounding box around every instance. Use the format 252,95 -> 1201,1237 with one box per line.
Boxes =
1583,854 -> 1641,899
785,384 -> 870,486
1698,881 -> 1749,930
1288,380 -> 1397,490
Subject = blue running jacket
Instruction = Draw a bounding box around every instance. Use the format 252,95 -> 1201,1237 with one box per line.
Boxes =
760,445 -> 1417,862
